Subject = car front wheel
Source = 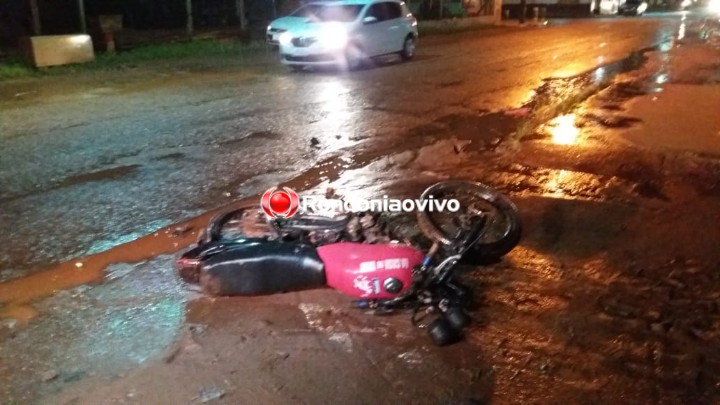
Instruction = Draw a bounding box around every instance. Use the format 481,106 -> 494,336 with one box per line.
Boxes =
400,36 -> 416,61
344,43 -> 365,71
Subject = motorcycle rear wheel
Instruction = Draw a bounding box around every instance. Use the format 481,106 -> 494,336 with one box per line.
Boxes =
416,180 -> 521,264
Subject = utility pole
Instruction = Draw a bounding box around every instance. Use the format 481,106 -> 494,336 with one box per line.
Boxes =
186,0 -> 194,38
519,0 -> 526,23
29,0 -> 41,35
236,0 -> 246,30
77,0 -> 87,33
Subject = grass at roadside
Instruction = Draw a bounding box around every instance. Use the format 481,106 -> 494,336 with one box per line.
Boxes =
93,39 -> 263,66
0,62 -> 30,79
0,21 -> 519,81
0,39 -> 266,81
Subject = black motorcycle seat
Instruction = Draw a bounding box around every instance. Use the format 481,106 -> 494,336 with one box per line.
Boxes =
199,240 -> 326,296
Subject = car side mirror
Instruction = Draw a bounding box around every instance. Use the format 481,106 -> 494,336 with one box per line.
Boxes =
362,16 -> 378,24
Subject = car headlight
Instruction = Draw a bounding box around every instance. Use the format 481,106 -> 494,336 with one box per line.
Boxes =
710,0 -> 720,13
278,32 -> 293,46
317,24 -> 348,49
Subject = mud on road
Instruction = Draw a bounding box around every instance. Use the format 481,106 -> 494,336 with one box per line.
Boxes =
26,99 -> 720,404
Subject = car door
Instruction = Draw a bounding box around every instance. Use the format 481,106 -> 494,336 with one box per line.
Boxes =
382,1 -> 406,53
359,3 -> 390,56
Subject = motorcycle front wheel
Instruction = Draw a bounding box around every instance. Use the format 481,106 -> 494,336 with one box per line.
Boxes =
416,180 -> 522,264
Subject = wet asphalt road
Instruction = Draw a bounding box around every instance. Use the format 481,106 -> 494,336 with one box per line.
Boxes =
0,16 -> 684,276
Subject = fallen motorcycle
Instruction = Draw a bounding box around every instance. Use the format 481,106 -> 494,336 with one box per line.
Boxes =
176,180 -> 521,345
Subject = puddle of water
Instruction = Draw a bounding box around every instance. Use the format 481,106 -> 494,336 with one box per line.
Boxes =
0,210 -> 208,307
0,151 -> 366,311
0,150 -> 364,311
545,114 -> 580,145
511,47 -> 655,142
528,50 -> 649,111
0,304 -> 39,327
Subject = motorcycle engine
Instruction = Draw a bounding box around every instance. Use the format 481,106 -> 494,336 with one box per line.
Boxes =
211,206 -> 406,246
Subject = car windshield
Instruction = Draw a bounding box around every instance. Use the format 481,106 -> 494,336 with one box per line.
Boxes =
313,5 -> 364,22
290,4 -> 323,17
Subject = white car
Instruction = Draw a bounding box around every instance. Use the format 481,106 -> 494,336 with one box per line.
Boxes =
267,0 -> 419,70
266,3 -> 324,46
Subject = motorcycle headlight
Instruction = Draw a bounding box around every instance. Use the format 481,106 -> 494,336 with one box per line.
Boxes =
278,32 -> 293,46
318,24 -> 348,49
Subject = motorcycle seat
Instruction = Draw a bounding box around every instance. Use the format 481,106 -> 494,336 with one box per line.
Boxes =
198,240 -> 326,296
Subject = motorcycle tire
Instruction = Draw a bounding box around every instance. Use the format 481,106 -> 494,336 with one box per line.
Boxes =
427,317 -> 462,346
416,180 -> 521,265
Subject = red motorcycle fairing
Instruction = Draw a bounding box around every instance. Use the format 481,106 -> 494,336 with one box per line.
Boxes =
317,243 -> 424,299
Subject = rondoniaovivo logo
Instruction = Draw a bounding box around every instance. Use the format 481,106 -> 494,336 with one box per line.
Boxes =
261,187 -> 299,218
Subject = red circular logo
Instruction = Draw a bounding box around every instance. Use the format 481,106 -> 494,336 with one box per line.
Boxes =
261,187 -> 299,218
269,192 -> 291,213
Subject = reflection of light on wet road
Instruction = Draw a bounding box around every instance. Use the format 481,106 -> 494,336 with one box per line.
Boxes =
594,57 -> 606,83
594,67 -> 606,84
553,68 -> 577,78
525,89 -> 536,103
317,79 -> 353,133
678,13 -> 687,40
311,78 -> 363,153
548,114 -> 580,145
530,168 -> 615,199
314,155 -> 353,183
654,39 -> 672,92
546,170 -> 572,194
318,80 -> 349,109
659,40 -> 673,52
